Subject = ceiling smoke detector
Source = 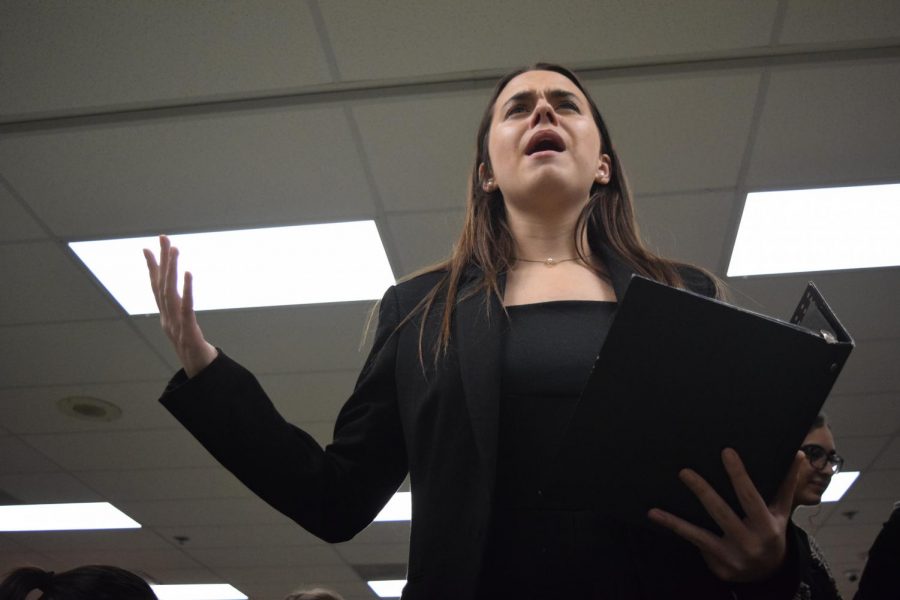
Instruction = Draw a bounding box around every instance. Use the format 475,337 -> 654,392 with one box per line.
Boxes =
57,396 -> 123,422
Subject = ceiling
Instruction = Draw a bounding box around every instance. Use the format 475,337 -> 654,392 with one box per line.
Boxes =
1,1 -> 899,598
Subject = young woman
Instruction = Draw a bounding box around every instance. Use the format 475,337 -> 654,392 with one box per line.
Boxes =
145,64 -> 805,599
790,415 -> 845,600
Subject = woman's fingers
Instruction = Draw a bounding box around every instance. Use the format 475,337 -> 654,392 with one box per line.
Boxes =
721,448 -> 770,526
158,235 -> 171,301
182,271 -> 201,335
142,248 -> 163,311
772,451 -> 805,516
648,508 -> 726,557
163,246 -> 182,322
678,468 -> 747,541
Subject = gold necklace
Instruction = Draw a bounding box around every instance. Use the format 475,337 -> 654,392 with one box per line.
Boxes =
515,255 -> 587,267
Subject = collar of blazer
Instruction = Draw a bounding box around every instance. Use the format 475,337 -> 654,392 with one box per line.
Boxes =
451,242 -> 633,495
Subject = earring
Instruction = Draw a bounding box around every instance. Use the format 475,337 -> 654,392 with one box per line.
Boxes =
484,179 -> 495,192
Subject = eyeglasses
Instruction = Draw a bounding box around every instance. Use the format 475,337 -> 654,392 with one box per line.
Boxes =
800,444 -> 844,474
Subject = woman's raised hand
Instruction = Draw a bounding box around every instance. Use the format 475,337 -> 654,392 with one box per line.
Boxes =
647,448 -> 805,583
143,235 -> 218,377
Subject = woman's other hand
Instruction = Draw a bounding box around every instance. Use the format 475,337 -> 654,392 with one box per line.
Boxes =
143,235 -> 218,377
647,448 -> 804,583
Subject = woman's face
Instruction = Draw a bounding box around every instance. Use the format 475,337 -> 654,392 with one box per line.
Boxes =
794,425 -> 838,507
481,70 -> 610,207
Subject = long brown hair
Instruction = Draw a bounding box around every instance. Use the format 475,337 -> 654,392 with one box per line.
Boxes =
395,63 -> 719,364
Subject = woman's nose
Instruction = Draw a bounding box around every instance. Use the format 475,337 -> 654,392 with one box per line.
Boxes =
530,100 -> 558,127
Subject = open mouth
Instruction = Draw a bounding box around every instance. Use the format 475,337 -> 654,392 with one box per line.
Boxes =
525,130 -> 566,155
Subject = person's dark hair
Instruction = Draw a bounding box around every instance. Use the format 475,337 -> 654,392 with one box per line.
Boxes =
810,412 -> 828,430
283,588 -> 345,600
0,565 -> 156,600
399,62 -> 721,364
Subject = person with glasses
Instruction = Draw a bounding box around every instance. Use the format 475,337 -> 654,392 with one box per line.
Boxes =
791,413 -> 844,600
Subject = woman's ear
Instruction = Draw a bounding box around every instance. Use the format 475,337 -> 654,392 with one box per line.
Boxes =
478,163 -> 496,192
595,154 -> 612,184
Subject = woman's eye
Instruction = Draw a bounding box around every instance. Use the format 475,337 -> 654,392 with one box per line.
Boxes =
558,101 -> 579,112
506,104 -> 528,117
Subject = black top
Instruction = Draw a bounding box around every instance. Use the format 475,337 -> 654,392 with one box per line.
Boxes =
481,300 -> 619,598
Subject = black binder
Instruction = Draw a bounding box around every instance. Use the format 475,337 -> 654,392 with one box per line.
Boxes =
559,275 -> 854,531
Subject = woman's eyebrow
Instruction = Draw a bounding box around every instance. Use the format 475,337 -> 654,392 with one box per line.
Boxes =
502,89 -> 580,108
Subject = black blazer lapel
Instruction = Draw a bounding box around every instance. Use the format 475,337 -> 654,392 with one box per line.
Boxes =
452,266 -> 506,496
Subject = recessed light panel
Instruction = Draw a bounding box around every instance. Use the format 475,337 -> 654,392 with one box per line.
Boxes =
70,221 -> 395,315
821,471 -> 860,503
374,492 -> 411,522
368,580 -> 406,598
150,584 -> 247,600
0,502 -> 140,531
728,183 -> 900,277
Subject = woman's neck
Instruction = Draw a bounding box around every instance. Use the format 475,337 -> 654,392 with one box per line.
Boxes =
505,200 -> 589,261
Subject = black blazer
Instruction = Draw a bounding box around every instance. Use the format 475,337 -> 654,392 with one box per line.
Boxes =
161,246 -> 796,599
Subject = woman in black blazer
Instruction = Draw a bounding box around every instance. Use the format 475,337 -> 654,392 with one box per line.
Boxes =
145,64 -> 805,599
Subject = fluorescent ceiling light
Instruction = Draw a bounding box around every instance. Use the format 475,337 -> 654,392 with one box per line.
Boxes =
69,221 -> 396,315
368,580 -> 406,598
374,492 -> 411,522
727,183 -> 900,277
0,502 -> 140,532
150,585 -> 247,600
821,471 -> 860,503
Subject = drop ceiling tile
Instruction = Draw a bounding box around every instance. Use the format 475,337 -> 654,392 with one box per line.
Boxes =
813,521 -> 885,548
0,2 -> 331,118
844,468 -> 900,500
0,379 -> 175,435
226,563 -> 359,584
153,523 -> 322,548
144,566 -> 223,585
0,241 -> 120,325
833,436 -> 891,472
133,301 -> 377,376
779,0 -> 900,45
831,339 -> 900,396
322,0 -> 779,81
0,547 -> 53,571
747,60 -> 900,188
725,269 -> 900,342
185,543 -> 343,568
22,429 -> 218,471
586,71 -> 762,194
0,471 -> 101,503
334,542 -> 408,565
825,394 -> 900,438
823,497 -> 900,527
385,210 -> 465,277
0,106 -> 375,239
633,190 -> 736,271
118,497 -> 295,528
0,180 -> 46,242
0,320 -> 171,387
16,529 -> 170,553
0,436 -> 60,474
872,437 -> 900,470
814,543 -> 872,567
77,467 -> 250,502
351,90 -> 487,212
40,547 -> 202,572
